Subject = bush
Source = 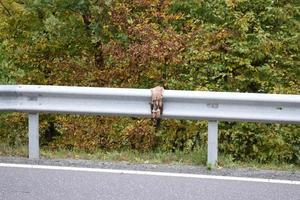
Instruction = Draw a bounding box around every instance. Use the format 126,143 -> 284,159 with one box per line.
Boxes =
122,119 -> 157,151
0,0 -> 299,164
219,122 -> 300,164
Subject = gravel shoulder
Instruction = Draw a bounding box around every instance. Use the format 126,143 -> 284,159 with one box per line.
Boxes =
0,156 -> 299,181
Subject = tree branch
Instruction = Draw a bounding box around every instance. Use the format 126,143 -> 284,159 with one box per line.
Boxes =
0,1 -> 12,16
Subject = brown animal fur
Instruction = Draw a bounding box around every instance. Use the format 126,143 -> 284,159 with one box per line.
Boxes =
150,86 -> 164,128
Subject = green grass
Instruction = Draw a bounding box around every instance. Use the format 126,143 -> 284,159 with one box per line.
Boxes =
40,147 -> 208,166
0,143 -> 28,157
0,143 -> 299,171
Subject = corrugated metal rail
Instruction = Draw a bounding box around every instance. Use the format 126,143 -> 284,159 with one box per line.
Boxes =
1,85 -> 299,166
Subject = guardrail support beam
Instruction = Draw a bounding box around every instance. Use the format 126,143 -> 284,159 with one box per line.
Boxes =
28,113 -> 39,159
207,121 -> 218,167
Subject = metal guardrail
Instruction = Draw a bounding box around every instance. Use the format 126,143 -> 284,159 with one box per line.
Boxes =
1,85 -> 300,166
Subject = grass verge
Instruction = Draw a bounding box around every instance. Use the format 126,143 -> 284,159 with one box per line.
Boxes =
0,143 -> 299,171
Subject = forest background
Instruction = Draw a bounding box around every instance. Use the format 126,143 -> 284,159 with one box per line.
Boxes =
0,0 -> 299,166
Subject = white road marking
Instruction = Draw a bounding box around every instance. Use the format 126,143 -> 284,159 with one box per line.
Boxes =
0,163 -> 299,185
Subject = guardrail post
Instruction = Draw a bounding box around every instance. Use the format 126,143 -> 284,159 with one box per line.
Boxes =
28,113 -> 39,159
207,121 -> 218,167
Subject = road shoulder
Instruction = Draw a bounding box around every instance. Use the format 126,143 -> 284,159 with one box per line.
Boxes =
0,156 -> 299,181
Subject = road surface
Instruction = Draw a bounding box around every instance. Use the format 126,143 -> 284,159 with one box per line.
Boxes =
0,163 -> 299,200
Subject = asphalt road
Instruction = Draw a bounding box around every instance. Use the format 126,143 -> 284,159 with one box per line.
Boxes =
0,164 -> 299,200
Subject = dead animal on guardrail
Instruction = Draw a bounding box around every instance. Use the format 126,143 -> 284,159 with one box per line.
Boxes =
150,86 -> 164,129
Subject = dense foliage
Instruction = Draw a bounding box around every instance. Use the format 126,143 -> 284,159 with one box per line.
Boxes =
0,0 -> 299,165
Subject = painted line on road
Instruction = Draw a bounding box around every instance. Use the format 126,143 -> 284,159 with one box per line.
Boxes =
0,163 -> 299,185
